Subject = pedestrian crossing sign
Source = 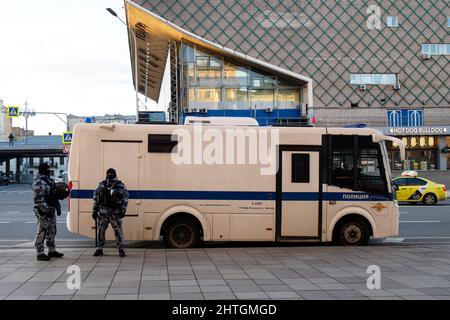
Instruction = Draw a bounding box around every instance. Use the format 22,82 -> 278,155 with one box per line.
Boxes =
6,106 -> 20,118
62,132 -> 73,145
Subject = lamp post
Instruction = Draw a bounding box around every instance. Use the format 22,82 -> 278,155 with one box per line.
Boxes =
107,7 -> 140,122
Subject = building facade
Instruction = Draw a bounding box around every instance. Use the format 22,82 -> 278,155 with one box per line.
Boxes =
0,100 -> 13,141
129,0 -> 449,170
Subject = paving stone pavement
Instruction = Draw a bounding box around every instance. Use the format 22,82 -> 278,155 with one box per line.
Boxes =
1,244 -> 450,300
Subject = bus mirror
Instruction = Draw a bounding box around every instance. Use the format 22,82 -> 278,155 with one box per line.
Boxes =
378,135 -> 406,161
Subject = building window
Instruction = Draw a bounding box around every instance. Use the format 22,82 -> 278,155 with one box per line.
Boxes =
181,42 -> 302,112
387,16 -> 398,27
60,157 -> 65,166
422,44 -> 450,55
350,74 -> 396,85
387,110 -> 423,127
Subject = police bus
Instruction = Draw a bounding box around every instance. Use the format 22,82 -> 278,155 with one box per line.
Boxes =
67,118 -> 405,248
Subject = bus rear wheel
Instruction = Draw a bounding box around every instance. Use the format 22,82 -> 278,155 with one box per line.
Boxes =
164,218 -> 200,249
333,218 -> 370,246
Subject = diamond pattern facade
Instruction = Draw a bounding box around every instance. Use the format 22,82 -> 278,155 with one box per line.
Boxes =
133,0 -> 450,126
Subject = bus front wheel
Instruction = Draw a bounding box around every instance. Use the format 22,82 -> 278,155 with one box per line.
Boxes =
333,218 -> 370,246
163,217 -> 200,249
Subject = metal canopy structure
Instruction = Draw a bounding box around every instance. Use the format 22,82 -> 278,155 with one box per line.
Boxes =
124,0 -> 314,109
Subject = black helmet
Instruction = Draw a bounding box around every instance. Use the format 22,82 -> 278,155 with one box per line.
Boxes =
106,168 -> 117,181
55,182 -> 70,200
111,187 -> 124,204
38,163 -> 51,175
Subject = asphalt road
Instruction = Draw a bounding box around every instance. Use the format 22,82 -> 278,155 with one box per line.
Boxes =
0,183 -> 449,248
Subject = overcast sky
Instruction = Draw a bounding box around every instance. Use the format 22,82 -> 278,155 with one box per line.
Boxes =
0,0 -> 162,135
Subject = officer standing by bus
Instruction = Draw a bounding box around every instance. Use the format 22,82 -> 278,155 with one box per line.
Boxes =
92,168 -> 128,257
33,163 -> 65,261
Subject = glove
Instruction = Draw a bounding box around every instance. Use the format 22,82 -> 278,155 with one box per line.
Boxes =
92,211 -> 98,221
118,208 -> 126,219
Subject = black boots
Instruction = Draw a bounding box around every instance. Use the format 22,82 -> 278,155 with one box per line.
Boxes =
38,251 -> 64,260
93,249 -> 104,257
93,249 -> 125,257
37,254 -> 50,261
48,251 -> 64,258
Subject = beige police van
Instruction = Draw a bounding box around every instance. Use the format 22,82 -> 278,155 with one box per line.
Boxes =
67,118 -> 405,248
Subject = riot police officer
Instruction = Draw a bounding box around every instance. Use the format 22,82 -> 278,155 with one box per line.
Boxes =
33,163 -> 65,261
92,168 -> 128,257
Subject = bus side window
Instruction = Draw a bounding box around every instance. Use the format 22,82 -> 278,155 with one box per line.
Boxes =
357,136 -> 387,195
148,134 -> 178,153
330,135 -> 354,189
329,135 -> 388,196
291,154 -> 310,183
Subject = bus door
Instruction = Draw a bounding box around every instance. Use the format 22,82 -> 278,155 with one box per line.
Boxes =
276,146 -> 322,240
102,140 -> 143,240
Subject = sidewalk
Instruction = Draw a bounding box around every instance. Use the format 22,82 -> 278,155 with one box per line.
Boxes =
1,245 -> 450,300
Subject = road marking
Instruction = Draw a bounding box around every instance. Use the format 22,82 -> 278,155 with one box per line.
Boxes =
403,205 -> 450,208
25,221 -> 66,224
383,237 -> 405,243
0,222 -> 11,224
400,220 -> 440,223
6,212 -> 22,214
402,236 -> 450,239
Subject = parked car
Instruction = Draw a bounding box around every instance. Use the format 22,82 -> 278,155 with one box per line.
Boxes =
0,174 -> 9,186
392,171 -> 447,205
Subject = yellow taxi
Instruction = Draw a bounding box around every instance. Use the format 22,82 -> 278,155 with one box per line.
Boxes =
392,171 -> 447,205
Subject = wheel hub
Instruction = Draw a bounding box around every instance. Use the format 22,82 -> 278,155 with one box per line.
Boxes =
343,224 -> 361,244
172,225 -> 193,246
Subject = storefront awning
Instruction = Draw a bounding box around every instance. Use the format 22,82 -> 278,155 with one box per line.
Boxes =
124,0 -> 313,104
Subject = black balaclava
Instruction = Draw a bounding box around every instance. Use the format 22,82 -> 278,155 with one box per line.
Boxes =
106,168 -> 117,185
38,163 -> 51,176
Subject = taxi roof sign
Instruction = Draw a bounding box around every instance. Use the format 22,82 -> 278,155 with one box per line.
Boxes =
6,106 -> 20,118
62,132 -> 73,145
401,170 -> 418,177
